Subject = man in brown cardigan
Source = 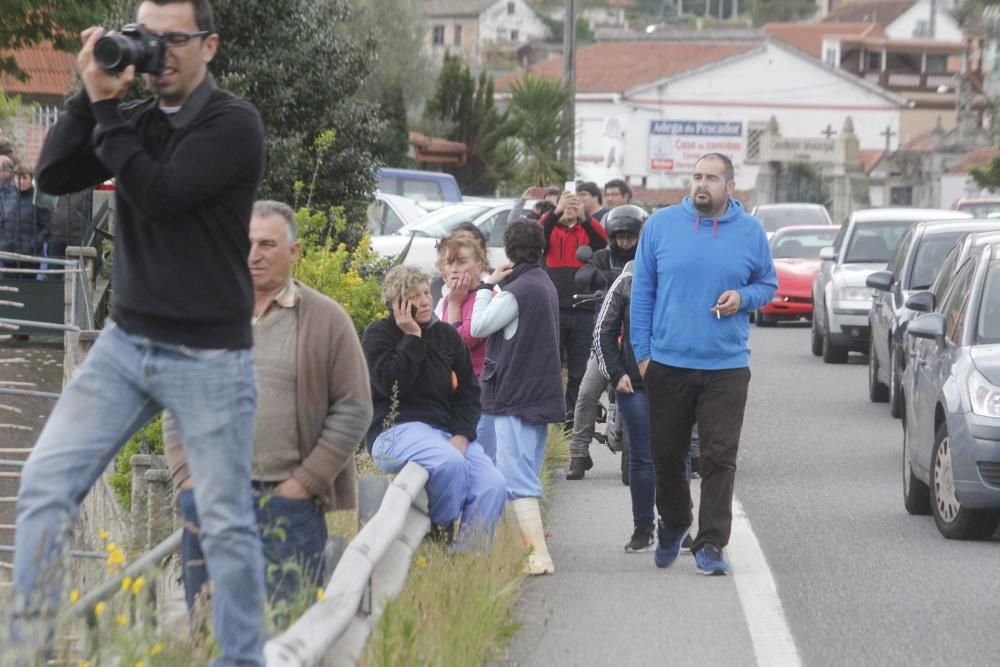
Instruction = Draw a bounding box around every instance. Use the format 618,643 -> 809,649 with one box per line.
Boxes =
164,200 -> 372,609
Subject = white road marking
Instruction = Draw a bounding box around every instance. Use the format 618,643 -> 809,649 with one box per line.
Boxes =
730,497 -> 802,667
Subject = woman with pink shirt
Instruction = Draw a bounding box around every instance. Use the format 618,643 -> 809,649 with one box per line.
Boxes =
437,234 -> 498,461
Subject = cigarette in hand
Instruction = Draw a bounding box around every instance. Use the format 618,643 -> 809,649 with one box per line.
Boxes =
716,308 -> 721,319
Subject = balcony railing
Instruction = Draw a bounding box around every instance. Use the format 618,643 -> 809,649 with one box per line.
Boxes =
860,70 -> 957,91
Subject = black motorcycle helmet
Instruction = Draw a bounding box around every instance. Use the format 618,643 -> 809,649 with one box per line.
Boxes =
604,204 -> 647,238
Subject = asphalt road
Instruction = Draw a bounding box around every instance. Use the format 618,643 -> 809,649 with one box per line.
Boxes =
504,323 -> 1000,667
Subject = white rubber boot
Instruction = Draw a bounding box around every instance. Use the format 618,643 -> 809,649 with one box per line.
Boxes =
511,497 -> 554,575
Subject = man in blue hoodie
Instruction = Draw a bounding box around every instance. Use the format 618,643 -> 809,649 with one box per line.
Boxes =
631,153 -> 776,576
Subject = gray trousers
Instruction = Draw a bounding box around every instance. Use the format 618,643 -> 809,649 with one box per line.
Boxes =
570,354 -> 606,458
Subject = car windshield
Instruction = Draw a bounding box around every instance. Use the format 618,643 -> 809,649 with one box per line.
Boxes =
755,207 -> 830,232
908,233 -> 964,290
843,220 -> 913,263
976,259 -> 1000,344
397,204 -> 490,238
771,229 -> 839,259
957,201 -> 1000,217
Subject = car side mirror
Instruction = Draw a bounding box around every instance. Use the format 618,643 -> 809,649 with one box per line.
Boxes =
905,291 -> 935,313
819,246 -> 837,262
908,312 -> 947,347
866,270 -> 893,292
576,245 -> 594,263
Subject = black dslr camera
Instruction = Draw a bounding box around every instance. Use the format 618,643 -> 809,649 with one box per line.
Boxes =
93,24 -> 165,74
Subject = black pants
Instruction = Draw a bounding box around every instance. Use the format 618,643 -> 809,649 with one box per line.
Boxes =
644,362 -> 750,551
559,308 -> 592,422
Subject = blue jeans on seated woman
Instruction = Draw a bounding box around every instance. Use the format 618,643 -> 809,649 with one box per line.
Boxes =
372,422 -> 507,550
178,486 -> 328,612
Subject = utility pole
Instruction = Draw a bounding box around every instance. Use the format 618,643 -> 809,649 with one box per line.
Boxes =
563,0 -> 577,175
929,0 -> 936,38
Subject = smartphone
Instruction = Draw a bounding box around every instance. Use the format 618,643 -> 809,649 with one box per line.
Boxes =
410,305 -> 418,318
564,180 -> 577,194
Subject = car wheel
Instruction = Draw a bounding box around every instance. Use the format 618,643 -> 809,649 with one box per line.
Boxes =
811,316 -> 823,356
930,424 -> 1000,539
902,416 -> 930,515
756,310 -> 777,328
822,330 -> 848,364
868,337 -> 888,402
888,351 -> 902,419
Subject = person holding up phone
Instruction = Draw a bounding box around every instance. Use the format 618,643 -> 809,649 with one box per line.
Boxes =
361,265 -> 506,550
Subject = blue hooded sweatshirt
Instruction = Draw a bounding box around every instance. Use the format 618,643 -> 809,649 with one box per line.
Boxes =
630,195 -> 777,370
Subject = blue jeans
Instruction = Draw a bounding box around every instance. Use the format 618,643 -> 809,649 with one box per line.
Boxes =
616,389 -> 656,533
372,422 -> 507,550
10,320 -> 265,667
179,488 -> 327,612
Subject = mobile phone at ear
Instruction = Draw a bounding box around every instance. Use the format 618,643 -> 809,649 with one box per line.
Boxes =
410,305 -> 418,318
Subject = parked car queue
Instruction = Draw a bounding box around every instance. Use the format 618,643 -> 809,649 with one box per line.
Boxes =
793,207 -> 1000,542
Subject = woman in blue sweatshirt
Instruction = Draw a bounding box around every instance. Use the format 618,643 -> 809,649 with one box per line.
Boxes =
630,153 -> 777,576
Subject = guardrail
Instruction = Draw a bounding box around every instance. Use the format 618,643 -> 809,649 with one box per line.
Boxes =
265,462 -> 431,667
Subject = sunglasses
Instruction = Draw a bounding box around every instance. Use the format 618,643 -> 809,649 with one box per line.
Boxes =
158,30 -> 211,47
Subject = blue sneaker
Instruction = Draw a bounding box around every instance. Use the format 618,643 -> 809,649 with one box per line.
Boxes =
694,543 -> 730,576
654,519 -> 688,568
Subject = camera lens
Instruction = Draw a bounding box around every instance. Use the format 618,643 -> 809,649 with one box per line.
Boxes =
94,34 -> 130,71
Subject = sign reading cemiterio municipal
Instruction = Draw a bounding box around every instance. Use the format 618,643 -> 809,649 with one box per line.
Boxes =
649,120 -> 744,173
758,137 -> 836,163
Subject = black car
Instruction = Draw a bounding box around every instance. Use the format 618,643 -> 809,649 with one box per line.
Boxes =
866,220 -> 1000,417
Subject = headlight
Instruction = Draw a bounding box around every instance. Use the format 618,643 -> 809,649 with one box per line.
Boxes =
836,285 -> 872,301
968,370 -> 1000,418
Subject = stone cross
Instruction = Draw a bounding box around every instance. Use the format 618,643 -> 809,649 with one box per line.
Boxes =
880,125 -> 897,151
821,124 -> 836,139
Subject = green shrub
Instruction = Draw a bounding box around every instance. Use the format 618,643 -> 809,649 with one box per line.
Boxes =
109,413 -> 164,510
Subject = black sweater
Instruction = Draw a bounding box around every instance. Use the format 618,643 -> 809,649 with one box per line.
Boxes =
35,77 -> 265,349
362,316 -> 481,449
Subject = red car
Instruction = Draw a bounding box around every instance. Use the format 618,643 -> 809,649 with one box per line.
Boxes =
756,224 -> 840,327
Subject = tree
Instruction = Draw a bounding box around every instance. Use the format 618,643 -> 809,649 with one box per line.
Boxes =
421,52 -> 512,195
969,145 -> 1000,191
0,1 -> 116,79
506,74 -> 573,189
200,0 -> 382,246
751,0 -> 817,25
346,0 -> 434,167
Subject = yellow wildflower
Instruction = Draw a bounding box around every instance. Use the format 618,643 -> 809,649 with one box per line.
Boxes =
415,556 -> 427,570
105,544 -> 125,572
78,662 -> 91,667
131,577 -> 145,594
135,662 -> 144,667
150,643 -> 163,656
315,588 -> 325,602
69,589 -> 80,603
120,576 -> 133,592
98,530 -> 109,541
115,614 -> 128,626
106,542 -> 116,552
94,601 -> 106,616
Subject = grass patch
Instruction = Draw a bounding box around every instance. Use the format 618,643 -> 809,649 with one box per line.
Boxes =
360,426 -> 569,666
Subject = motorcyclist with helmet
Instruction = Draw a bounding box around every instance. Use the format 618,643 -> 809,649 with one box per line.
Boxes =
567,204 -> 648,480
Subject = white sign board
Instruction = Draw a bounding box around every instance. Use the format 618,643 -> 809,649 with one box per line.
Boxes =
649,120 -> 744,173
758,136 -> 836,163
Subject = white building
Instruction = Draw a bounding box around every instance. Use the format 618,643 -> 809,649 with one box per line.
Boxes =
424,0 -> 549,68
496,38 -> 908,197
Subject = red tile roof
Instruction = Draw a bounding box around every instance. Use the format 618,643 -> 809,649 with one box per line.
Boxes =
764,22 -> 884,58
859,149 -> 884,173
948,148 -> 1000,175
0,42 -> 76,97
495,40 -> 761,94
823,0 -> 916,26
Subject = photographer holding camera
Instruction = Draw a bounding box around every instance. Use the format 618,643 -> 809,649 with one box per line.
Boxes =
10,1 -> 268,665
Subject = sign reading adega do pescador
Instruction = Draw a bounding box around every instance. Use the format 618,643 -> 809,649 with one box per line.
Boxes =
649,119 -> 744,173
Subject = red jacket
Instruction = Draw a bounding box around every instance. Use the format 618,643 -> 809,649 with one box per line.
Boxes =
538,211 -> 608,309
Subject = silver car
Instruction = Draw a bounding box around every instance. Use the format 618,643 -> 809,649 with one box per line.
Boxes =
901,240 -> 1000,539
811,208 -> 972,363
